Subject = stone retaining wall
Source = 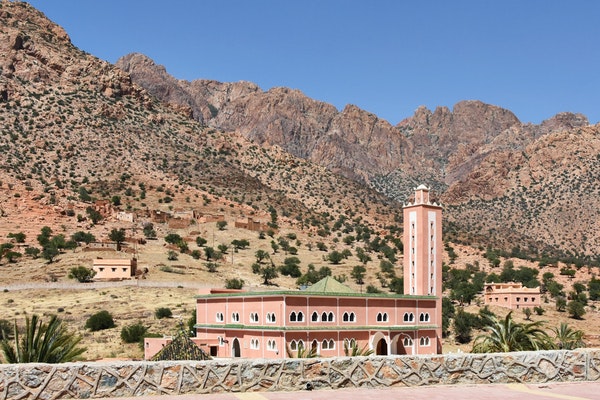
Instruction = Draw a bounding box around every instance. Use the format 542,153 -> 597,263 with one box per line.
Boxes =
1,349 -> 598,399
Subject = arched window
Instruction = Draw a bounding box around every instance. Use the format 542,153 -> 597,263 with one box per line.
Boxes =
321,312 -> 327,322
266,313 -> 276,323
297,311 -> 304,322
329,339 -> 335,349
376,312 -> 388,322
343,338 -> 356,350
419,336 -> 430,346
343,312 -> 355,322
311,339 -> 319,353
231,312 -> 240,322
328,312 -> 334,322
250,312 -> 259,323
216,312 -> 224,322
311,312 -> 319,322
321,339 -> 335,350
250,339 -> 259,349
267,340 -> 277,351
290,312 -> 297,322
403,337 -> 413,346
403,312 -> 414,322
289,340 -> 298,351
419,312 -> 430,322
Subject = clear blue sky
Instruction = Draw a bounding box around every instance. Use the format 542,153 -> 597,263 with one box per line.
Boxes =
27,0 -> 600,125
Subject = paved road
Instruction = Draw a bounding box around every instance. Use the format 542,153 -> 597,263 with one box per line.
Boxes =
105,381 -> 600,400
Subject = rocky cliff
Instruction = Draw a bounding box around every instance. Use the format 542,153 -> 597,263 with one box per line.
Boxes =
116,54 -> 588,194
116,53 -> 600,258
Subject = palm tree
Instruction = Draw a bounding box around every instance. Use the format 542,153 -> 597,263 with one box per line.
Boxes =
552,322 -> 585,350
472,311 -> 553,353
1,314 -> 85,363
286,342 -> 319,358
343,340 -> 374,357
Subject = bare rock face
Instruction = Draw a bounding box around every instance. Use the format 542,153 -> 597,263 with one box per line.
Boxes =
116,53 -> 203,121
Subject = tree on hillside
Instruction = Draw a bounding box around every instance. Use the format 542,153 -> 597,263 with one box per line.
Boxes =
216,220 -> 227,231
41,244 -> 60,263
567,300 -> 586,319
37,226 -> 53,247
195,236 -> 207,247
68,266 -> 96,283
351,265 -> 366,285
85,207 -> 103,224
255,249 -> 270,263
7,232 -> 26,243
71,231 -> 96,244
453,309 -> 478,344
231,239 -> 250,250
164,233 -> 183,245
204,246 -> 217,261
326,250 -> 344,265
143,223 -> 157,239
261,266 -> 278,285
108,228 -> 126,251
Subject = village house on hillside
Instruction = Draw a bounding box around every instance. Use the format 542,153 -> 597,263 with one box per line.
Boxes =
483,282 -> 541,310
234,217 -> 269,232
92,258 -> 137,281
145,185 -> 443,359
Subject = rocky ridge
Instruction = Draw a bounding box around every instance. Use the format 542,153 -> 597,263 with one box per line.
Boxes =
116,52 -> 598,257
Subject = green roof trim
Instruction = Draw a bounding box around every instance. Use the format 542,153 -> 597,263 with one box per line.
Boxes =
194,323 -> 439,332
194,291 -> 437,300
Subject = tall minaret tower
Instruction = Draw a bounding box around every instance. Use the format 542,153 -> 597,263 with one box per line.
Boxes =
403,185 -> 442,295
403,185 -> 443,349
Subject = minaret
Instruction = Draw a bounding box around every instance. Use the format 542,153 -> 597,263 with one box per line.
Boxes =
403,184 -> 442,295
403,185 -> 443,350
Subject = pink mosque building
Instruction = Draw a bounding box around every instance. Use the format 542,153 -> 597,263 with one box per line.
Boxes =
145,185 -> 443,359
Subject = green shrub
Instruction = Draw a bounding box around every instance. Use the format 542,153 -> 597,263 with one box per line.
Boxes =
120,322 -> 147,343
68,266 -> 96,283
155,307 -> 172,319
225,278 -> 244,290
85,310 -> 115,331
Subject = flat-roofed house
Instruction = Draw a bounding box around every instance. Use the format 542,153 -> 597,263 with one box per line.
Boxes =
483,282 -> 541,310
92,258 -> 137,281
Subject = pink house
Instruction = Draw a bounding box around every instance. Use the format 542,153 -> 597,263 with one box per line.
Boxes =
145,185 -> 443,359
483,282 -> 541,310
92,258 -> 137,281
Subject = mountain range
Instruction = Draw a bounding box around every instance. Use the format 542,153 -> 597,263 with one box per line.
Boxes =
2,1 -> 600,260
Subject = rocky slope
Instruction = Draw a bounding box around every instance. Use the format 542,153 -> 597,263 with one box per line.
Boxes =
116,52 -> 599,257
0,1 -> 399,247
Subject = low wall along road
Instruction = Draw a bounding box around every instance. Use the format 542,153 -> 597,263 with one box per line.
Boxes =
0,349 -> 598,399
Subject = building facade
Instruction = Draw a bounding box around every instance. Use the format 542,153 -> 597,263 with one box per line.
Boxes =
483,282 -> 541,310
92,258 -> 137,280
145,185 -> 443,359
